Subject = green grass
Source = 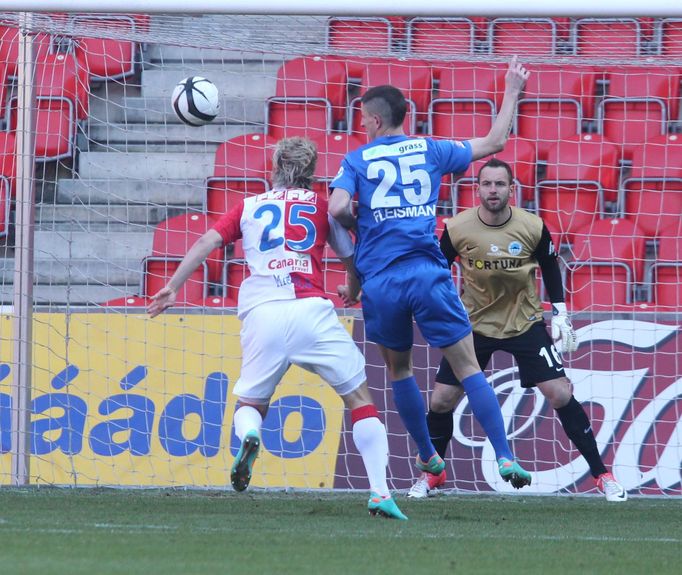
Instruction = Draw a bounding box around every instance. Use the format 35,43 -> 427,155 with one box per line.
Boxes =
0,489 -> 680,575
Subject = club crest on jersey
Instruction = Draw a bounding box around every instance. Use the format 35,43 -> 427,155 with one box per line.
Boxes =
508,241 -> 523,256
268,252 -> 312,274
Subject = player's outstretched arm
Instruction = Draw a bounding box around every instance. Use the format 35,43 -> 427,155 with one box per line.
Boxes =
328,188 -> 356,229
469,55 -> 530,161
147,229 -> 223,318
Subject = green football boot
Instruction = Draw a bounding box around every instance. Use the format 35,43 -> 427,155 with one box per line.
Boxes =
367,492 -> 408,521
498,457 -> 532,489
230,430 -> 261,492
415,452 -> 445,475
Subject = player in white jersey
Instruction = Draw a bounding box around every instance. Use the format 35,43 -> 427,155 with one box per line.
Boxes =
148,137 -> 407,520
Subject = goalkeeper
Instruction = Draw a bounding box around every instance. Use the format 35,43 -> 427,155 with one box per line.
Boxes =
409,158 -> 627,502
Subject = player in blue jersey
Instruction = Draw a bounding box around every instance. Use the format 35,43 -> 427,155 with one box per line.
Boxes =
329,56 -> 532,489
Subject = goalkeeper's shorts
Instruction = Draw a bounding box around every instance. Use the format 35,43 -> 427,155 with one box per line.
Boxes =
435,321 -> 566,388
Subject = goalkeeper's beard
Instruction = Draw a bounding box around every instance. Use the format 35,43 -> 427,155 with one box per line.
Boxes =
480,195 -> 510,214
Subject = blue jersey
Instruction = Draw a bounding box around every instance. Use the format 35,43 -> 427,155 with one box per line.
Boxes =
330,135 -> 472,281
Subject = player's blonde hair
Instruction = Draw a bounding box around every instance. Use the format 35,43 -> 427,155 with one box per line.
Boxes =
272,137 -> 318,190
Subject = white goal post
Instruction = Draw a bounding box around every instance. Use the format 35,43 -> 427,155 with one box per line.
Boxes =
0,6 -> 680,496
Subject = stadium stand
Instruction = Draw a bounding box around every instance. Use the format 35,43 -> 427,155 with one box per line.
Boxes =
566,218 -> 647,309
346,58 -> 432,135
142,256 -> 208,305
647,224 -> 682,308
207,133 -> 275,217
621,134 -> 682,237
572,18 -> 643,57
515,64 -> 600,159
71,14 -> 138,81
326,17 -> 394,52
489,18 -> 558,56
597,65 -> 681,158
428,61 -> 506,140
535,135 -> 621,235
406,17 -> 476,56
656,18 -> 682,56
265,56 -> 348,138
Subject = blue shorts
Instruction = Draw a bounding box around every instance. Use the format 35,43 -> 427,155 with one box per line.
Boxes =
361,257 -> 472,351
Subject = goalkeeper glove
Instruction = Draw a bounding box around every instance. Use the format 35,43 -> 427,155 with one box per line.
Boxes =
551,303 -> 578,353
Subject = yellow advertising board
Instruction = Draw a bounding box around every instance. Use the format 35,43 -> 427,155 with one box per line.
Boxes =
0,313 -> 348,487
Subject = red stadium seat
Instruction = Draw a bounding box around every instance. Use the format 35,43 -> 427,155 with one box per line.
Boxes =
598,66 -> 680,158
313,133 -> 365,195
450,136 -> 535,211
326,17 -> 393,52
99,295 -> 149,308
429,62 -> 506,140
566,218 -> 647,309
266,56 -> 348,138
489,18 -> 558,56
207,133 -> 276,217
143,257 -> 208,305
621,135 -> 682,237
647,227 -> 682,308
536,135 -> 621,235
515,64 -> 599,159
0,132 -> 17,194
8,50 -> 89,160
657,19 -> 682,57
222,258 -> 250,304
572,18 -> 643,57
347,58 -> 432,135
152,213 -> 224,283
72,15 -> 137,80
406,18 -> 475,56
0,26 -> 52,78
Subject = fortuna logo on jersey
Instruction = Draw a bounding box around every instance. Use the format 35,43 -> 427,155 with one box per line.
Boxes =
268,252 -> 312,274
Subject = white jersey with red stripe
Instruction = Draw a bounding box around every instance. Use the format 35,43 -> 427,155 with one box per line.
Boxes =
212,187 -> 353,318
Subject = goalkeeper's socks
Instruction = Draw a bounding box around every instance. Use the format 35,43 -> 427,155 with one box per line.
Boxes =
351,405 -> 390,498
461,372 -> 514,461
556,396 -> 607,478
427,409 -> 454,460
233,405 -> 263,441
391,376 -> 437,463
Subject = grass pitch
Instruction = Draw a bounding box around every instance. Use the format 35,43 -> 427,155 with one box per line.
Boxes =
0,488 -> 679,575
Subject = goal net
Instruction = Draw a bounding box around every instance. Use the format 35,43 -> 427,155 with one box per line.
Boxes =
0,11 -> 680,496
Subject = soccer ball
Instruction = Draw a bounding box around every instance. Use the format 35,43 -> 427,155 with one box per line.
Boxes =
171,76 -> 220,126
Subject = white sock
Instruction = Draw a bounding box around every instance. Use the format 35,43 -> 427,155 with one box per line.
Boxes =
233,405 -> 263,441
352,416 -> 390,498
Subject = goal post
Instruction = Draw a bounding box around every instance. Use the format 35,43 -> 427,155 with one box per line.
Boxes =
0,9 -> 680,496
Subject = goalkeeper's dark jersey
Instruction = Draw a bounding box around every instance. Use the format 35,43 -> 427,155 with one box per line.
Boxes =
441,206 -> 563,339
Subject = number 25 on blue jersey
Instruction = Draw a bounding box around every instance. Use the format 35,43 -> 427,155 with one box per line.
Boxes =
368,153 -> 432,209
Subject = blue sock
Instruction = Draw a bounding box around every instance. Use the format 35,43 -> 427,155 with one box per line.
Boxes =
391,376 -> 436,462
461,372 -> 514,461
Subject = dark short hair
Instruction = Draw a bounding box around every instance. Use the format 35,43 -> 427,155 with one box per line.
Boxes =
361,85 -> 407,128
477,158 -> 513,185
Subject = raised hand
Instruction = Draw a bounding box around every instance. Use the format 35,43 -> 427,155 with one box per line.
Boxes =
505,55 -> 530,96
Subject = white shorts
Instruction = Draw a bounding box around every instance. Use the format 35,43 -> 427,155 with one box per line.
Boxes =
233,297 -> 366,403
